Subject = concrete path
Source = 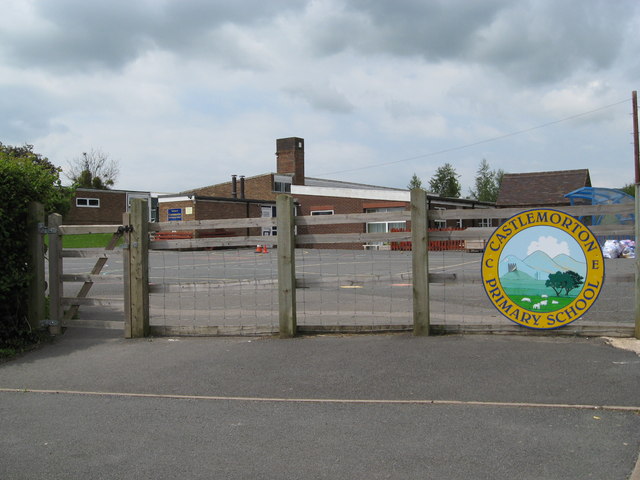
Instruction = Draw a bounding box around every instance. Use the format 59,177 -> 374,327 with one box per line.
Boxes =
1,329 -> 639,479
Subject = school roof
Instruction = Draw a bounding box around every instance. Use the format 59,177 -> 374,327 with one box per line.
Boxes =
496,169 -> 591,207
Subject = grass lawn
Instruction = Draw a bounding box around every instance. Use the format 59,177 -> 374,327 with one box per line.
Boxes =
510,294 -> 574,312
46,233 -> 124,248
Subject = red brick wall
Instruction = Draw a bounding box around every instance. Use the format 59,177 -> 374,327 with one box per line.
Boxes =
158,199 -> 273,238
158,200 -> 196,223
64,190 -> 127,225
276,137 -> 304,185
192,174 -> 277,202
195,199 -> 265,237
296,194 -> 410,249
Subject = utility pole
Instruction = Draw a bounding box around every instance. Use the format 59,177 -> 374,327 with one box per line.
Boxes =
633,90 -> 639,183
633,90 -> 640,339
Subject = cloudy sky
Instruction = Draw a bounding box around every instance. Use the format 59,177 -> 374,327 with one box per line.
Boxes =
2,0 -> 639,195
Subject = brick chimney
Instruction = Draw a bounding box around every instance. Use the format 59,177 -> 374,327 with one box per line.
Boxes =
276,137 -> 305,185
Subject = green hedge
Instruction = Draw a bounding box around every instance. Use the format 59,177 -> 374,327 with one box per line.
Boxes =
0,146 -> 73,348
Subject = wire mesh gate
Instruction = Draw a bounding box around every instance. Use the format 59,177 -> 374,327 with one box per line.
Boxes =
48,197 -> 638,338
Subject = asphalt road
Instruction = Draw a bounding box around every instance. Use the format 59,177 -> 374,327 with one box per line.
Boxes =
1,330 -> 639,479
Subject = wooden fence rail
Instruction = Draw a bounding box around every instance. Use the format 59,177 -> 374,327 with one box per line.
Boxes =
41,195 -> 640,339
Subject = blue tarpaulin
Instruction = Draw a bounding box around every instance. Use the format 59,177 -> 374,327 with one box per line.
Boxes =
564,187 -> 634,226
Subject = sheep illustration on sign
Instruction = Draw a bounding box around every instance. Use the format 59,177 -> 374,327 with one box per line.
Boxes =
481,209 -> 605,329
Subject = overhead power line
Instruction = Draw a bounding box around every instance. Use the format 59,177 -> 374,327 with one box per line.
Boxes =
317,98 -> 630,177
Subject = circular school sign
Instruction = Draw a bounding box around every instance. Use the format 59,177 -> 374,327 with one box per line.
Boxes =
481,209 -> 605,330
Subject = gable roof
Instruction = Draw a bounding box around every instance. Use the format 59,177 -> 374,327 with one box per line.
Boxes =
496,169 -> 591,207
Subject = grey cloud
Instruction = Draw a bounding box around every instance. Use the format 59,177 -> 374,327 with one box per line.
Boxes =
0,0 -> 306,72
0,85 -> 67,141
309,0 -> 636,84
285,84 -> 354,113
2,0 -> 637,84
469,1 -> 631,83
305,0 -> 509,58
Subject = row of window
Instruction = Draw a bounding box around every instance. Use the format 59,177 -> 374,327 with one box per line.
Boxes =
309,206 -> 493,229
76,197 -> 493,228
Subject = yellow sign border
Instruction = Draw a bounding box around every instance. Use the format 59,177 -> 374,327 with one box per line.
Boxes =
481,209 -> 605,329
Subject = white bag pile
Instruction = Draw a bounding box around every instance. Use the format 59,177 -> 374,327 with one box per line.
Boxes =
602,239 -> 635,259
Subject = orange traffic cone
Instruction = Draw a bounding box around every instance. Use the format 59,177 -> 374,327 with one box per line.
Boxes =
255,245 -> 262,253
262,245 -> 269,254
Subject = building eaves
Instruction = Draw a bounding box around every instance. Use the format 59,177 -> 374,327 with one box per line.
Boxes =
303,177 -> 406,191
428,195 -> 495,208
74,187 -> 153,195
158,193 -> 276,205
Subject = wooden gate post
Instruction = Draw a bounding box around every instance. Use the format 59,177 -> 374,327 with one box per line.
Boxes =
635,184 -> 640,339
123,212 -> 132,338
411,188 -> 430,336
125,199 -> 149,338
27,202 -> 45,331
277,194 -> 297,338
47,213 -> 63,335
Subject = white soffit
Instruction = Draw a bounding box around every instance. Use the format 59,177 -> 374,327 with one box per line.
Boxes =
291,185 -> 410,202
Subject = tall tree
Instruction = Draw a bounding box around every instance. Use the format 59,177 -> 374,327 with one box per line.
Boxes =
66,148 -> 119,189
620,183 -> 635,197
407,173 -> 423,190
429,163 -> 461,198
469,159 -> 504,202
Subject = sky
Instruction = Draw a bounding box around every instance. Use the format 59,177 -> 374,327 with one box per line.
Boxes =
2,0 -> 639,195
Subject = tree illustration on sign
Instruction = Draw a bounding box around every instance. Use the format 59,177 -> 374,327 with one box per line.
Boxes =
545,271 -> 584,297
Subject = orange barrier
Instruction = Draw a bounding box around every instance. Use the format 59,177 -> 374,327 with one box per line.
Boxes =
153,229 -> 235,242
390,228 -> 467,251
153,231 -> 193,240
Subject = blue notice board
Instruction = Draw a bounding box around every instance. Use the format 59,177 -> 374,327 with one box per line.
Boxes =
167,208 -> 182,221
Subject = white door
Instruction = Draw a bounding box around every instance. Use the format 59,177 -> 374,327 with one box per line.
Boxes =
261,205 -> 277,236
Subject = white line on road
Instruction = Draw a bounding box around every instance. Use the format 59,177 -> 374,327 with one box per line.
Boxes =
1,388 -> 638,412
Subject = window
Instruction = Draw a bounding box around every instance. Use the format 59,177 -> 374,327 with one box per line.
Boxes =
364,207 -> 407,245
273,174 -> 292,193
261,205 -> 277,236
364,207 -> 404,213
76,197 -> 100,208
479,218 -> 493,228
274,182 -> 291,193
433,207 -> 446,229
456,219 -> 463,228
366,221 -> 407,233
127,193 -> 155,221
311,210 -> 334,215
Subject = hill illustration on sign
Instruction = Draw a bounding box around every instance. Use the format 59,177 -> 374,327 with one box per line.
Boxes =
482,210 -> 604,329
498,229 -> 586,312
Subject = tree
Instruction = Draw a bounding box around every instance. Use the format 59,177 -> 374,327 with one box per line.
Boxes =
407,173 -> 423,190
66,148 -> 119,189
545,270 -> 584,297
0,144 -> 74,347
469,159 -> 504,202
620,183 -> 635,197
429,163 -> 461,198
0,142 -> 59,175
